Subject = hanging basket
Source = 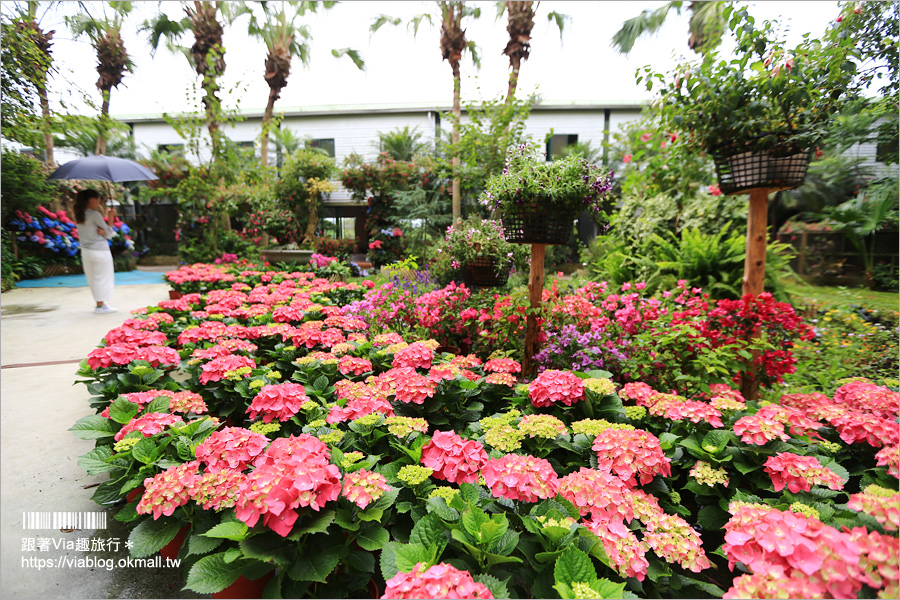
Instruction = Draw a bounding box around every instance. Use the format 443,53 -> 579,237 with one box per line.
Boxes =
713,141 -> 812,195
463,256 -> 510,288
500,202 -> 576,245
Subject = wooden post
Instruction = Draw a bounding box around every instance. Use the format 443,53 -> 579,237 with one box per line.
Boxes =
741,187 -> 768,400
522,243 -> 545,377
742,188 -> 768,297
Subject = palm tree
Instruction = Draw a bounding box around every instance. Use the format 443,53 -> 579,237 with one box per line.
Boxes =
245,1 -> 364,168
372,1 -> 481,223
498,1 -> 566,103
611,1 -> 728,56
377,126 -> 430,161
10,1 -> 55,164
438,1 -> 479,223
66,1 -> 134,156
141,1 -> 238,160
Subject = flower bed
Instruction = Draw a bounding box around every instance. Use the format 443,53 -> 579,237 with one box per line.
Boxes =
72,264 -> 898,599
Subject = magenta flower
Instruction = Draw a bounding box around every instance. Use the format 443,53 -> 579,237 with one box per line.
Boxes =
420,431 -> 487,484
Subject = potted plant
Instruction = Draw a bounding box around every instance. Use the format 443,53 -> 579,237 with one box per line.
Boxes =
480,142 -> 613,245
645,6 -> 858,195
435,216 -> 530,287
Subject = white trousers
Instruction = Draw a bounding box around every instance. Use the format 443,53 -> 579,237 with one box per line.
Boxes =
81,248 -> 115,304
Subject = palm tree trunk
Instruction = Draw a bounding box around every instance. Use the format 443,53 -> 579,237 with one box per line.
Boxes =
260,89 -> 277,168
95,91 -> 110,155
451,62 -> 462,223
505,55 -> 521,103
38,86 -> 53,164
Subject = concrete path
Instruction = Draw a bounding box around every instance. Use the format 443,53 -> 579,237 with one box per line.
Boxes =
1,279 -> 206,599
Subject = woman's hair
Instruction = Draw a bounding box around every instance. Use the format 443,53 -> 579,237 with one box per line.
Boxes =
73,189 -> 101,224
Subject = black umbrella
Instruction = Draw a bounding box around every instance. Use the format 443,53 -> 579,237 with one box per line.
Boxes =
47,155 -> 158,183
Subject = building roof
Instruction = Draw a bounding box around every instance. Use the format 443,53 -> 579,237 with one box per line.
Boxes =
114,99 -> 649,123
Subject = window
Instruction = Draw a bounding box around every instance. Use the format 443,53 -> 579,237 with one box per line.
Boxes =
157,143 -> 184,156
238,141 -> 255,149
308,138 -> 335,158
546,134 -> 578,161
875,136 -> 898,164
319,207 -> 356,239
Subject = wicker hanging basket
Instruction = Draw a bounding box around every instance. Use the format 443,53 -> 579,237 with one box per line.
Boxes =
713,140 -> 812,195
463,256 -> 510,288
500,201 -> 577,245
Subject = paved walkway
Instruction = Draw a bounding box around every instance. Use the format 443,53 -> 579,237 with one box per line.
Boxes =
0,278 -> 206,599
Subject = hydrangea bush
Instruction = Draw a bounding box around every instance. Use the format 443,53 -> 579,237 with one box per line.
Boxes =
72,263 -> 898,599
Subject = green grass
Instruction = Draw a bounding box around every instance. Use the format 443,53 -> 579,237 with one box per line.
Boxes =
784,279 -> 899,317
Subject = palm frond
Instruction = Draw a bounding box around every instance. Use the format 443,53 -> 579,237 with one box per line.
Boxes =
370,14 -> 402,34
546,11 -> 568,39
611,1 -> 680,55
332,48 -> 365,71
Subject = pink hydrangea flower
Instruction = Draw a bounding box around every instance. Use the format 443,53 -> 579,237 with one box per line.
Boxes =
583,517 -> 649,581
381,562 -> 493,599
247,382 -> 309,423
723,503 -> 866,599
136,461 -> 202,520
193,468 -> 246,511
763,452 -> 845,493
485,372 -> 516,386
480,453 -> 559,502
341,469 -> 391,509
383,367 -> 437,405
392,342 -> 434,370
338,355 -> 373,376
420,431 -> 487,484
833,381 -> 899,420
733,411 -> 791,445
557,468 -> 634,522
847,486 -> 899,530
619,382 -> 656,404
115,412 -> 184,441
195,427 -> 270,472
529,369 -> 585,408
198,354 -> 256,384
483,358 -> 522,374
236,435 -> 342,537
592,429 -> 671,487
875,444 -> 899,478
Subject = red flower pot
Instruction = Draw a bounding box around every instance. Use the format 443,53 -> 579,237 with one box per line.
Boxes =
212,573 -> 274,599
125,485 -> 145,503
169,290 -> 183,300
159,526 -> 188,561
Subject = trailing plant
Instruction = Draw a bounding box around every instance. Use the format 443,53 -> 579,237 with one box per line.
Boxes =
480,142 -> 613,217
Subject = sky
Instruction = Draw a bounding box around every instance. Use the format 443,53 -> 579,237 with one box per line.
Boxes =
22,0 -> 843,120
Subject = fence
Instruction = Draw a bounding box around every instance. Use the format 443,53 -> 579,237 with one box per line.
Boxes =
776,229 -> 899,285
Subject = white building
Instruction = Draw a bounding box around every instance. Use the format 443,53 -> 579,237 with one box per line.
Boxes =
120,100 -> 644,244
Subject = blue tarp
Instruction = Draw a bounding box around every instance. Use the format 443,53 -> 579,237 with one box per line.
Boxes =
15,270 -> 166,288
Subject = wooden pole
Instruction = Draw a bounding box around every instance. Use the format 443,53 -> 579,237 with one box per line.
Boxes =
741,187 -> 768,400
742,188 -> 769,297
522,243 -> 545,377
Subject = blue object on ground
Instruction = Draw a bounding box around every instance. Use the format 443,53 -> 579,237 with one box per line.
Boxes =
15,270 -> 166,288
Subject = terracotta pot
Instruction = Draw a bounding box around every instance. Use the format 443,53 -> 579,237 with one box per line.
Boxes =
168,290 -> 183,300
159,526 -> 188,561
125,485 -> 145,503
212,573 -> 274,599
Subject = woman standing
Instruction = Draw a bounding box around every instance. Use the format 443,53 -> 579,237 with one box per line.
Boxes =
74,189 -> 118,314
